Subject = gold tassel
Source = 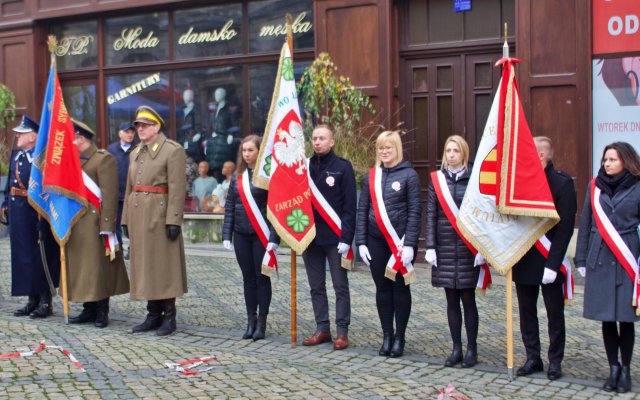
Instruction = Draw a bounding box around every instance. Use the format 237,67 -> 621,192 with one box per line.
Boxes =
341,257 -> 353,270
384,267 -> 397,281
403,270 -> 416,286
261,264 -> 272,277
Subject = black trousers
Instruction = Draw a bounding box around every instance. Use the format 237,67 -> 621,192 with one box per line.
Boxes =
233,232 -> 272,318
367,235 -> 412,337
515,282 -> 565,364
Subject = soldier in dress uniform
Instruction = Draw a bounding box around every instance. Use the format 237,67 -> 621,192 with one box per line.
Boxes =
1,115 -> 60,319
66,120 -> 130,328
122,105 -> 187,336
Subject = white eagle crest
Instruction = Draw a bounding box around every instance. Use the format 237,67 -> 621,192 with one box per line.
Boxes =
273,121 -> 307,175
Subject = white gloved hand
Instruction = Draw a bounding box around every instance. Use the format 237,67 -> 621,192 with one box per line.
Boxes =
358,245 -> 371,266
223,240 -> 232,250
266,242 -> 278,252
401,246 -> 414,266
577,267 -> 586,278
474,253 -> 486,267
541,267 -> 558,284
337,242 -> 350,256
425,249 -> 437,267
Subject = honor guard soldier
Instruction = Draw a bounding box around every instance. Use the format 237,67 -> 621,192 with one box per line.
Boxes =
1,115 -> 60,318
122,105 -> 187,336
66,120 -> 130,328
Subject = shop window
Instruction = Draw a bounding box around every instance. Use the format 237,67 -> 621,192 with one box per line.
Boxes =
174,4 -> 242,59
248,0 -> 314,53
408,0 -> 428,46
62,84 -> 97,141
413,97 -> 428,160
104,13 -> 169,66
437,95 -> 453,152
51,21 -> 98,71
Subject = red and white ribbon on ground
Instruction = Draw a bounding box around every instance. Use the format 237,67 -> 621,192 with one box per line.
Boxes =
165,355 -> 217,375
0,340 -> 85,372
83,171 -> 119,261
437,384 -> 470,400
534,235 -> 574,301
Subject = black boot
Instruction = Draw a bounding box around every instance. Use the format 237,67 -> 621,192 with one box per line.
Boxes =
253,316 -> 267,341
69,302 -> 97,324
461,343 -> 477,368
390,334 -> 405,358
30,292 -> 52,319
445,343 -> 463,367
94,298 -> 110,328
14,295 -> 39,317
379,331 -> 394,356
132,300 -> 163,333
617,365 -> 631,393
243,315 -> 257,339
156,298 -> 177,336
603,363 -> 621,392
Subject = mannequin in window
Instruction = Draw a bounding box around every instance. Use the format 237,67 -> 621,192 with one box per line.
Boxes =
181,87 -> 204,164
205,87 -> 235,180
209,87 -> 232,143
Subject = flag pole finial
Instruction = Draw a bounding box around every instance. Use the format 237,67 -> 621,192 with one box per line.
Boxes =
47,35 -> 57,55
502,23 -> 509,59
285,13 -> 294,59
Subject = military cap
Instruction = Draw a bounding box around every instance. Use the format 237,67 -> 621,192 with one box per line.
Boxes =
119,121 -> 135,132
13,115 -> 39,134
71,119 -> 95,139
133,105 -> 165,128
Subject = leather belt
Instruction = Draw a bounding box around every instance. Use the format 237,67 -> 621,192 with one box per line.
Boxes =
132,185 -> 168,194
10,187 -> 28,197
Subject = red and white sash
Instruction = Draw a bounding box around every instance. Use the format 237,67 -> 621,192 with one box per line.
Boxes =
237,170 -> 278,276
308,169 -> 354,269
590,178 -> 640,312
431,171 -> 492,292
369,167 -> 416,285
534,236 -> 574,301
82,171 -> 119,261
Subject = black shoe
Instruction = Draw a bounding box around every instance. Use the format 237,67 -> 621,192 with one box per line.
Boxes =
461,344 -> 477,368
617,365 -> 631,393
379,332 -> 394,356
156,298 -> 177,336
516,358 -> 544,376
603,363 -> 621,392
69,302 -> 97,324
547,363 -> 562,380
389,337 -> 405,358
253,316 -> 267,341
30,293 -> 53,319
445,344 -> 463,367
94,298 -> 109,328
14,295 -> 39,317
243,315 -> 257,339
132,300 -> 163,333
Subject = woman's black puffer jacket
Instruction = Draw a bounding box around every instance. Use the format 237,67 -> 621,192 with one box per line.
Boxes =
355,161 -> 423,248
222,168 -> 279,243
426,167 -> 477,289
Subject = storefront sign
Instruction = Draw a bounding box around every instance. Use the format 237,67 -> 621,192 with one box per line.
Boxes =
259,12 -> 312,37
177,20 -> 238,44
113,28 -> 160,51
454,0 -> 471,12
56,35 -> 94,57
107,72 -> 161,104
593,0 -> 639,55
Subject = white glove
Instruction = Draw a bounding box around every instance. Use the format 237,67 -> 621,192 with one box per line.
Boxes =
337,242 -> 350,256
425,249 -> 437,267
266,242 -> 278,252
474,253 -> 486,267
358,245 -> 371,266
223,240 -> 232,250
401,246 -> 414,266
541,268 -> 558,284
577,267 -> 586,277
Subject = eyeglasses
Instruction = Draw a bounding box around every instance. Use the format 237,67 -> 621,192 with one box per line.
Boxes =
377,146 -> 394,153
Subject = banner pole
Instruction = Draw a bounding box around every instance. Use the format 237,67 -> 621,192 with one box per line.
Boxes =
60,245 -> 69,324
291,249 -> 297,347
506,268 -> 514,381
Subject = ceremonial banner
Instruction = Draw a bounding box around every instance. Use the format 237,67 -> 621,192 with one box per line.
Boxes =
28,58 -> 87,245
458,58 -> 559,274
253,42 -> 315,253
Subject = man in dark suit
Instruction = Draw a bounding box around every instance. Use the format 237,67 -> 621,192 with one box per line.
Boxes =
512,136 -> 577,380
107,122 -> 135,247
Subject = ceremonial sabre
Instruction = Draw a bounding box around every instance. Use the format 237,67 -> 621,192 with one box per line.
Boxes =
39,239 -> 57,298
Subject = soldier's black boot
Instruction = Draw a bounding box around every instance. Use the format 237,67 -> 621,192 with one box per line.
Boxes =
30,292 -> 53,319
252,316 -> 267,341
156,298 -> 177,336
132,300 -> 163,333
243,315 -> 257,339
94,298 -> 110,328
14,295 -> 39,317
69,302 -> 97,324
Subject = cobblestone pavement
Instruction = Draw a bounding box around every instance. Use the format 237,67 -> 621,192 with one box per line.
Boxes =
0,238 -> 639,399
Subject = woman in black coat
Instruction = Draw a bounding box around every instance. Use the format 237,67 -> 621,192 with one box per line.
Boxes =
356,130 -> 422,358
575,142 -> 640,393
223,134 -> 279,341
426,135 -> 483,368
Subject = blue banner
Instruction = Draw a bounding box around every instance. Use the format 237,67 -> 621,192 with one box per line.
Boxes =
454,0 -> 471,12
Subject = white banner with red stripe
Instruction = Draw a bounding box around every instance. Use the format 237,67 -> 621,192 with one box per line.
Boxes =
534,235 -> 574,301
308,167 -> 353,269
369,167 -> 415,284
431,170 -> 492,292
82,171 -> 118,261
238,170 -> 277,276
590,178 -> 640,313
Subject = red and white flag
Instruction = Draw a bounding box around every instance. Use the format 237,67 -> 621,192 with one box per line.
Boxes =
253,43 -> 315,253
82,172 -> 119,261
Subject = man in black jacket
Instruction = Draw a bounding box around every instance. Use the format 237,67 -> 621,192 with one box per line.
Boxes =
512,136 -> 577,381
301,125 -> 357,350
106,122 -> 135,247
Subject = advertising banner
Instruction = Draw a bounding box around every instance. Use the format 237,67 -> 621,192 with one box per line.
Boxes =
593,0 -> 639,56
